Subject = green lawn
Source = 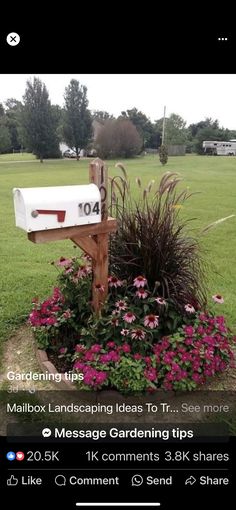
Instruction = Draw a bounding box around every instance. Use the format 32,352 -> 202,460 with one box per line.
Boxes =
0,153 -> 36,162
0,154 -> 236,352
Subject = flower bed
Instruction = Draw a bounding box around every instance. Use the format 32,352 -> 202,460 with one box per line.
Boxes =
29,258 -> 235,394
28,170 -> 236,394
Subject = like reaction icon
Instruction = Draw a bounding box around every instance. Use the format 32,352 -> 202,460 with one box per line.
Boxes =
7,476 -> 18,486
6,452 -> 16,461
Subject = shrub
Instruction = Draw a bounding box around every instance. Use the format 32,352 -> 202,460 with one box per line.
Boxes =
29,255 -> 93,350
109,168 -> 207,313
159,144 -> 168,165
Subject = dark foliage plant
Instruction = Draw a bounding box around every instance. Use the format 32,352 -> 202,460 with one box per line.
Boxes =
159,144 -> 168,165
109,165 -> 207,313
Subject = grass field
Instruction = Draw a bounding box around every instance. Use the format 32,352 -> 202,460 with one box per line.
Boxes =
0,154 -> 236,354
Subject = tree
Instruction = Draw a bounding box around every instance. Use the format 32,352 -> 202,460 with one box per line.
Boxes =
188,118 -> 228,154
120,108 -> 156,149
0,103 -> 11,153
22,78 -> 60,161
155,113 -> 188,145
96,119 -> 142,159
63,79 -> 92,158
5,98 -> 23,151
0,103 -> 5,117
92,110 -> 114,122
0,120 -> 11,153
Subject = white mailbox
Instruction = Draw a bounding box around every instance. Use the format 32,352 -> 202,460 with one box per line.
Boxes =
13,184 -> 101,232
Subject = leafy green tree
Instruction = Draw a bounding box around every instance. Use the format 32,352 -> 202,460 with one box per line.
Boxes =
0,103 -> 5,117
63,79 -> 92,158
156,113 -> 188,145
0,120 -> 11,153
22,78 -> 60,161
0,103 -> 11,153
5,98 -> 23,150
188,118 -> 236,153
92,110 -> 114,122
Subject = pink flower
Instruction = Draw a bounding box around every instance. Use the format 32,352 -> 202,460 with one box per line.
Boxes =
160,338 -> 170,350
185,337 -> 193,346
144,367 -> 157,381
112,309 -> 120,316
184,325 -> 194,336
75,344 -> 85,353
84,351 -> 95,362
121,329 -> 130,336
135,289 -> 148,299
84,369 -> 97,385
131,329 -> 146,340
108,276 -> 123,288
95,283 -> 105,292
133,353 -> 142,360
77,265 -> 92,278
184,304 -> 195,313
218,324 -> 227,333
107,341 -> 115,348
73,361 -> 85,370
122,343 -> 131,353
197,325 -> 205,335
65,267 -> 73,274
59,347 -> 67,354
133,275 -> 147,288
63,309 -> 72,319
123,312 -> 136,323
144,314 -> 159,329
192,373 -> 203,384
109,350 -> 120,362
82,253 -> 92,262
55,257 -> 73,267
90,344 -> 101,353
212,294 -> 224,304
163,352 -> 175,364
95,371 -> 108,385
100,353 -> 112,363
46,317 -> 57,325
115,300 -> 127,310
155,297 -> 166,305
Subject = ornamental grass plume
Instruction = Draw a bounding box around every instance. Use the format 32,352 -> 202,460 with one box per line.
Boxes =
109,167 -> 207,311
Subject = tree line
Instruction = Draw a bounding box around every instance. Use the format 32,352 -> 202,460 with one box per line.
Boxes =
0,77 -> 236,159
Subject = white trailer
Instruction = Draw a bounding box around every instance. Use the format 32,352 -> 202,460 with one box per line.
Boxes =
202,140 -> 236,155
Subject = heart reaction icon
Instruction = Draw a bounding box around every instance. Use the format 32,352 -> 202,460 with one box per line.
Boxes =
16,451 -> 25,461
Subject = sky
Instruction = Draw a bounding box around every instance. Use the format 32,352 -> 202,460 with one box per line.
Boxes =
1,74 -> 236,129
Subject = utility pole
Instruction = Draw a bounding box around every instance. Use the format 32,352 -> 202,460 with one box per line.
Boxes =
162,105 -> 166,145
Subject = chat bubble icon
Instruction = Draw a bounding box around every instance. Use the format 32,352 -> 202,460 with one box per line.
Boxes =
55,475 -> 66,486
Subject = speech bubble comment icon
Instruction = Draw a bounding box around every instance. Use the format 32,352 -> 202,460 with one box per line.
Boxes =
55,475 -> 66,486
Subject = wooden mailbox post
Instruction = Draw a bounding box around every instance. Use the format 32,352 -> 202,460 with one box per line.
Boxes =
28,158 -> 117,314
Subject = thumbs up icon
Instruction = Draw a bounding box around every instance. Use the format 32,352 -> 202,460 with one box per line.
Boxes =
7,475 -> 18,486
